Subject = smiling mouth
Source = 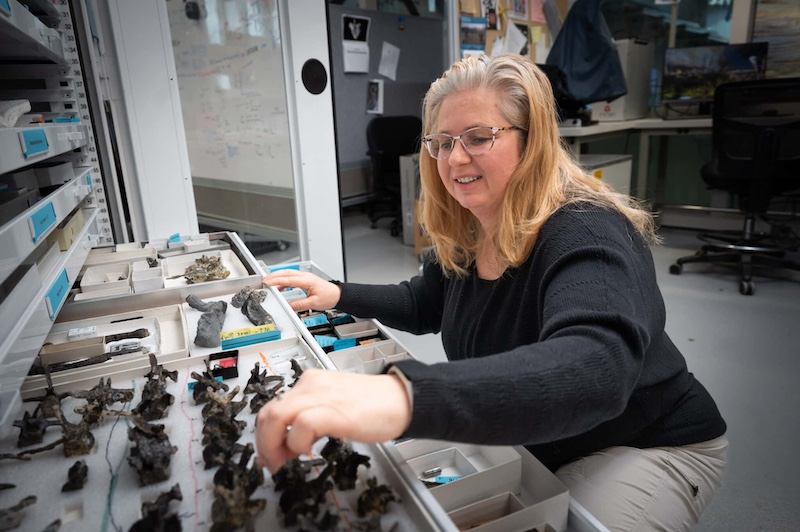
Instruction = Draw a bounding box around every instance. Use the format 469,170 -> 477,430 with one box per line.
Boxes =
455,176 -> 481,184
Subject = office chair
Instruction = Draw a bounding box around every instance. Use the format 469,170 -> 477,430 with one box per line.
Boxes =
669,78 -> 800,295
366,115 -> 422,237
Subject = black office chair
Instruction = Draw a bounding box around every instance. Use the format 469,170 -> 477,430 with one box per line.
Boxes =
366,115 -> 422,237
669,78 -> 800,295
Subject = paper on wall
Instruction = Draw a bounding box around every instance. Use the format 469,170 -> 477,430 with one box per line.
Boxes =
343,14 -> 370,73
378,41 -> 400,81
505,20 -> 528,56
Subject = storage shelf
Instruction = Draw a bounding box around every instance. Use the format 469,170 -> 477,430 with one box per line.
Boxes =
0,124 -> 88,175
0,206 -> 97,436
20,0 -> 61,28
0,0 -> 64,64
0,168 -> 92,287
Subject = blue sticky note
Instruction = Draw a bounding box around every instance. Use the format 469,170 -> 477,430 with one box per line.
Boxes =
0,0 -> 10,15
434,475 -> 462,484
86,174 -> 93,189
168,233 -> 181,243
20,129 -> 49,158
29,202 -> 57,243
54,117 -> 81,123
45,270 -> 70,320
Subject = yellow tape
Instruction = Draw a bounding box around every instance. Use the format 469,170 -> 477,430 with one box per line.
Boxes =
220,323 -> 276,341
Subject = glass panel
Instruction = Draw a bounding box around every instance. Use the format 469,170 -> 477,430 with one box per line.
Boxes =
166,0 -> 298,262
600,0 -> 732,208
328,0 -> 443,19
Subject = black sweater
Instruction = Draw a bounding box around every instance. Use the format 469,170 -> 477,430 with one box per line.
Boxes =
337,204 -> 726,471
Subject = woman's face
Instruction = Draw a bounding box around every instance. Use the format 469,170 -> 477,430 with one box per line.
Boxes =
435,88 -> 522,229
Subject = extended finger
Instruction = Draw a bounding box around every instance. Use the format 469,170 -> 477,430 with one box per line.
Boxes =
255,401 -> 296,472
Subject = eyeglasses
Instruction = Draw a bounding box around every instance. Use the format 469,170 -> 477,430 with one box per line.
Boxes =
423,126 -> 519,160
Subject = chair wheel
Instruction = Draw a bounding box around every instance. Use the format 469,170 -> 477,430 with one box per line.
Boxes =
739,280 -> 754,295
278,241 -> 289,252
669,264 -> 682,275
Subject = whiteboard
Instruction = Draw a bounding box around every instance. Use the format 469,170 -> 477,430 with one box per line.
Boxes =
167,0 -> 293,189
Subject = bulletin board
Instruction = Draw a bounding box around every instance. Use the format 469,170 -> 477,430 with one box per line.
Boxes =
166,0 -> 294,190
458,0 -> 551,63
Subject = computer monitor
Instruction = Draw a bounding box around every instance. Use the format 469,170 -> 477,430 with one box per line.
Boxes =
661,43 -> 769,107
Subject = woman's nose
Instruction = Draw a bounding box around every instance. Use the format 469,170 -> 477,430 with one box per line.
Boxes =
447,140 -> 471,165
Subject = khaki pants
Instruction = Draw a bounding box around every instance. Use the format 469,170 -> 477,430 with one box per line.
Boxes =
555,435 -> 728,532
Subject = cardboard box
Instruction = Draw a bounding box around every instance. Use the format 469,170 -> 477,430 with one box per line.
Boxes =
399,154 -> 420,247
414,199 -> 432,258
592,39 -> 653,122
47,206 -> 84,251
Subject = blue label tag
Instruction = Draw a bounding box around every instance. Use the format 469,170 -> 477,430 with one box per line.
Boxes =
333,338 -> 357,351
29,202 -> 57,243
220,330 -> 280,350
314,335 -> 337,348
303,315 -> 329,328
86,174 -> 93,189
54,117 -> 81,123
330,314 -> 353,325
269,264 -> 300,272
20,129 -> 49,158
434,475 -> 462,484
0,0 -> 10,15
188,376 -> 224,391
168,233 -> 181,243
45,269 -> 70,320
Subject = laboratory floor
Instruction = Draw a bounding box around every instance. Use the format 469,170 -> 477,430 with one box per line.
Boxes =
342,208 -> 800,532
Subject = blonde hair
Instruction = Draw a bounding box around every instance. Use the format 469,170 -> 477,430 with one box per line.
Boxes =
419,54 -> 658,277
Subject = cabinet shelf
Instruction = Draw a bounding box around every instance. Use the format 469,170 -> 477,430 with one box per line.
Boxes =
0,0 -> 64,64
0,168 -> 92,287
0,124 -> 88,175
0,206 -> 98,435
19,0 -> 61,28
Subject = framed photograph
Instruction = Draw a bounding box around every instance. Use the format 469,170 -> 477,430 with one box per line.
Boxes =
366,79 -> 384,114
507,0 -> 528,20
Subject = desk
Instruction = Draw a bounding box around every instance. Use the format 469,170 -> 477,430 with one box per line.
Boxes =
559,117 -> 712,200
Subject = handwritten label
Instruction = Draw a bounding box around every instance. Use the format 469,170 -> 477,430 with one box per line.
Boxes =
219,323 -> 276,342
19,129 -> 49,158
45,269 -> 70,320
28,202 -> 57,243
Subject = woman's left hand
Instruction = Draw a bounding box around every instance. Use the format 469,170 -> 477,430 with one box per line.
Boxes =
255,368 -> 412,473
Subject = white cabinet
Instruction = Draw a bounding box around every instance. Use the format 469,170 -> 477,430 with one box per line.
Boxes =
0,0 -> 100,435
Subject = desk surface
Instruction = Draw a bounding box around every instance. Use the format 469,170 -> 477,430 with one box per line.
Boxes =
559,117 -> 712,137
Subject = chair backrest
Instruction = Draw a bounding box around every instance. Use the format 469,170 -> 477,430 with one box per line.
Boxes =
703,78 -> 800,213
366,115 -> 423,178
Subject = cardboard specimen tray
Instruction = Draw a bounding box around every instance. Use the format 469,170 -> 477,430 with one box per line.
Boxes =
22,305 -> 190,398
161,249 -> 249,288
389,439 -> 570,531
326,339 -> 412,375
182,288 -> 301,359
0,341 -> 443,532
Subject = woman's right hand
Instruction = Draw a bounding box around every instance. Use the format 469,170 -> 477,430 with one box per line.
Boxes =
262,270 -> 341,312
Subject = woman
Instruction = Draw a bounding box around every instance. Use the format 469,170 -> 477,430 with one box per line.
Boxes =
258,54 -> 727,531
